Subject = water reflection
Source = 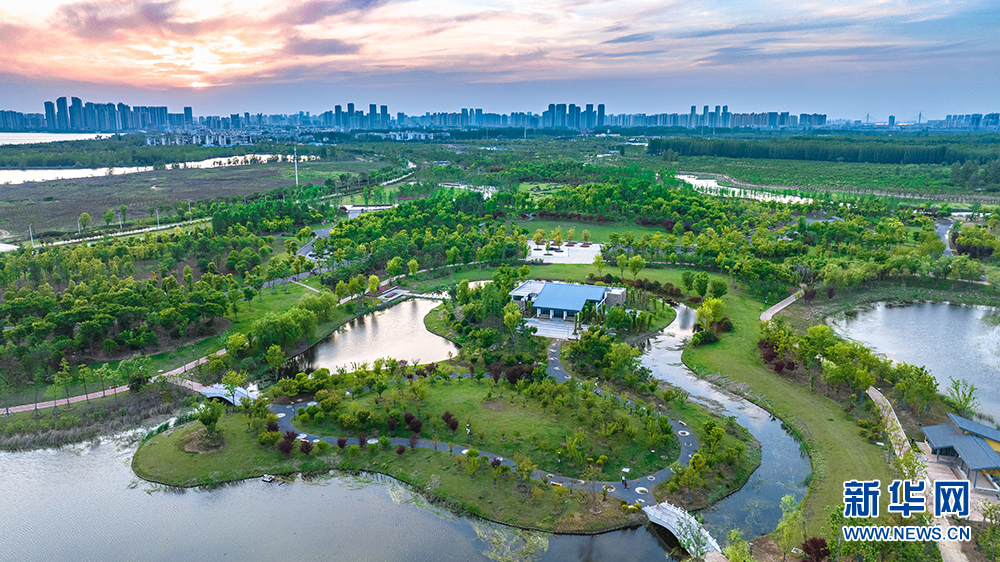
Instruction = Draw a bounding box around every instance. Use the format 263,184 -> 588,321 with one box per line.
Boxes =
0,435 -> 679,561
829,301 -> 1000,420
282,298 -> 459,376
637,305 -> 811,538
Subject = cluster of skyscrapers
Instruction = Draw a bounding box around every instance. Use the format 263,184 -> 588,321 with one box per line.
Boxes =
0,95 -> 997,133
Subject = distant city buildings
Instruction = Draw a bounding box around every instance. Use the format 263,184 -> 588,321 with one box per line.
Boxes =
0,95 -> 996,134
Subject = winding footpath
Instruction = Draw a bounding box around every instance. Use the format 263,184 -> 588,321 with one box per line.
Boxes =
271,342 -> 702,509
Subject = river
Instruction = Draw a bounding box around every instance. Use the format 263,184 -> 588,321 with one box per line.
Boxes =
0,154 -> 301,185
638,305 -> 810,539
2,298 -> 809,560
676,174 -> 813,205
0,132 -> 101,146
829,301 -> 1000,420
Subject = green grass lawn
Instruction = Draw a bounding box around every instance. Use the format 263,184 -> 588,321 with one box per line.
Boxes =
295,377 -> 679,480
135,413 -> 640,532
683,290 -> 893,537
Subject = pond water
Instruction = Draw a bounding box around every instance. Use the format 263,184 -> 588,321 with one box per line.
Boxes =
2,298 -> 807,560
637,305 -> 811,539
0,133 -> 101,145
0,154 -> 304,185
0,433 -> 680,561
676,174 -> 813,205
281,298 -> 459,376
828,302 -> 1000,419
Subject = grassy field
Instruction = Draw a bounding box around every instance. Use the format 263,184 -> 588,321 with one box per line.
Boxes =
134,413 -> 642,532
420,262 -> 891,536
295,374 -> 679,480
683,290 -> 893,537
0,158 -> 388,236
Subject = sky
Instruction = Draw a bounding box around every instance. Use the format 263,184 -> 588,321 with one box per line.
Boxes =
1,0 -> 998,121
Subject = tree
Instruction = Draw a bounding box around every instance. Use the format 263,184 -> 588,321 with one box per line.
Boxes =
776,494 -> 802,562
694,271 -> 710,297
616,253 -> 628,277
947,377 -> 979,417
407,258 -> 419,276
592,253 -> 606,276
367,274 -> 380,296
196,400 -> 224,435
503,302 -> 522,350
79,212 -> 91,230
708,279 -> 728,299
265,344 -> 286,383
722,529 -> 753,562
627,255 -> 646,279
103,208 -> 115,227
386,256 -> 404,278
118,357 -> 149,393
53,358 -> 74,409
221,370 -> 248,413
802,537 -> 830,562
120,204 -> 127,224
681,271 -> 695,295
581,229 -> 591,242
695,298 -> 725,332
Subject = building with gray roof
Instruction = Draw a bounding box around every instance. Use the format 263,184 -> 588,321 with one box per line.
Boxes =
509,280 -> 625,321
923,413 -> 1000,490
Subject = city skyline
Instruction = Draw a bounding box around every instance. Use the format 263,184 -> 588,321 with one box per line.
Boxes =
1,0 -> 998,120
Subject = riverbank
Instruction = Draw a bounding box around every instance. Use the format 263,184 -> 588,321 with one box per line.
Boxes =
133,414 -> 645,534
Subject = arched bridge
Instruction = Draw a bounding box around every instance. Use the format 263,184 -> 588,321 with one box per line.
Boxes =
199,384 -> 259,404
644,502 -> 721,557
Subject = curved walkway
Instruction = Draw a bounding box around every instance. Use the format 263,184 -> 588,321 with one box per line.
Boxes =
760,293 -> 797,321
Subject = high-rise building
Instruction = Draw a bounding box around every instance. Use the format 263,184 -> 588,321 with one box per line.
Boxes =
597,104 -> 605,127
555,104 -> 566,128
44,101 -> 56,130
380,105 -> 389,129
475,108 -> 483,127
184,107 -> 193,125
369,104 -> 377,128
585,104 -> 594,129
69,97 -> 83,130
335,105 -> 343,128
56,97 -> 69,131
888,115 -> 896,127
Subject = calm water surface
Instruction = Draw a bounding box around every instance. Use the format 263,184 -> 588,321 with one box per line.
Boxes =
0,434 -> 679,561
829,302 -> 1000,419
3,299 -> 808,560
638,305 -> 810,539
283,298 -> 459,375
0,132 -> 100,145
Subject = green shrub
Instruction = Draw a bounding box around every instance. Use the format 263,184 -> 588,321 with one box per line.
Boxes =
316,440 -> 330,453
347,445 -> 360,456
258,431 -> 281,447
379,436 -> 391,449
690,330 -> 718,346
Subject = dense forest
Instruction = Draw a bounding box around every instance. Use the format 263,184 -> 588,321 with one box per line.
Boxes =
648,135 -> 1000,165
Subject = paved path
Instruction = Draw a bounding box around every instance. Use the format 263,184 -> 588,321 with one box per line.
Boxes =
292,280 -> 320,293
867,387 -> 971,562
5,352 -> 220,414
760,293 -> 797,321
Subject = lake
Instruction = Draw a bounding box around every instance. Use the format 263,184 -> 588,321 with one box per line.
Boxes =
0,132 -> 100,146
0,154 -> 292,185
828,302 -> 1000,419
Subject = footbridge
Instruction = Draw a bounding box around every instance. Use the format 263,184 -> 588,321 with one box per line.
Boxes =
199,384 -> 260,404
644,502 -> 721,556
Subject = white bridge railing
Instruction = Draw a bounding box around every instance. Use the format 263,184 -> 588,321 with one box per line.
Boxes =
644,502 -> 721,555
200,384 -> 259,404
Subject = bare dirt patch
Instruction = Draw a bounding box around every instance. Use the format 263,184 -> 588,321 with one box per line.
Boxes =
183,427 -> 226,454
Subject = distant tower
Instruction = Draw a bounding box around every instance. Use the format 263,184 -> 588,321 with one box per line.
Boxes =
56,97 -> 69,131
888,115 -> 896,127
69,97 -> 83,130
597,104 -> 605,127
184,107 -> 193,126
44,101 -> 56,130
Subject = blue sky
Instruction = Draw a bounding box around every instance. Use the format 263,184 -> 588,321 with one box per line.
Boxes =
0,0 -> 997,120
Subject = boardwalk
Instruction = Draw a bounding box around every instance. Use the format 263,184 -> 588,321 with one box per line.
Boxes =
760,293 -> 797,321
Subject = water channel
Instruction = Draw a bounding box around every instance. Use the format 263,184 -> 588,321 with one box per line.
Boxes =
3,298 -> 809,560
0,154 -> 302,185
828,301 -> 1000,420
